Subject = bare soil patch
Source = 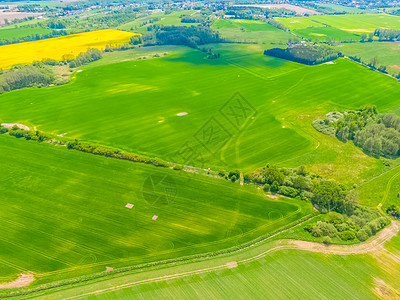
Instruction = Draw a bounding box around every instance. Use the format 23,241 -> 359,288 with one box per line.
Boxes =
0,273 -> 34,289
1,123 -> 30,131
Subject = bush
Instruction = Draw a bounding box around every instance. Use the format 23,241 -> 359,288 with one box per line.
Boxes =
270,181 -> 279,193
357,229 -> 369,242
311,222 -> 338,238
263,184 -> 270,192
339,230 -> 356,241
323,236 -> 332,246
173,164 -> 183,170
278,186 -> 298,198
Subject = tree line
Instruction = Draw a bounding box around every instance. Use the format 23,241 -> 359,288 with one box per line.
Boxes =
145,25 -> 224,49
264,44 -> 341,65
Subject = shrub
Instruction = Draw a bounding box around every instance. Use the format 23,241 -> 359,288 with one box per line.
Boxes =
311,222 -> 338,238
270,181 -> 279,193
173,164 -> 183,171
263,184 -> 270,192
357,229 -> 369,242
323,236 -> 332,246
339,230 -> 356,241
278,186 -> 298,198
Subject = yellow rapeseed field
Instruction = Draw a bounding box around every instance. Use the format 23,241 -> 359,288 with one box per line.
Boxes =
0,29 -> 138,69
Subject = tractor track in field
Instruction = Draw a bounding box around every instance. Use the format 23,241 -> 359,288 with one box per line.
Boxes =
64,221 -> 400,299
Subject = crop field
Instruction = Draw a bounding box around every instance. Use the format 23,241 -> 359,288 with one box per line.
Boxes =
32,231 -> 400,299
277,13 -> 400,34
293,26 -> 360,42
0,27 -> 51,41
0,29 -> 136,69
313,3 -> 374,14
211,19 -> 292,44
0,44 -> 397,183
337,42 -> 400,75
0,134 -> 313,286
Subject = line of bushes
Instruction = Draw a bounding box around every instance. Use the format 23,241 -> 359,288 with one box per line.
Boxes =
304,209 -> 388,243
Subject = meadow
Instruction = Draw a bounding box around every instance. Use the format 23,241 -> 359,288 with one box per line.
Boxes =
0,44 -> 397,184
276,13 -> 400,34
0,29 -> 135,69
211,19 -> 293,44
0,134 -> 313,287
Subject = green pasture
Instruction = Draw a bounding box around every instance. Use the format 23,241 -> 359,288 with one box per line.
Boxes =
0,44 -> 398,183
211,19 -> 292,44
0,134 -> 313,285
337,41 -> 400,75
294,26 -> 360,42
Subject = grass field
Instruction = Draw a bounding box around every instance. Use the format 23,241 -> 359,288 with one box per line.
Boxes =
293,26 -> 360,42
0,44 -> 397,184
211,19 -> 292,44
0,29 -> 135,69
313,3 -> 374,14
0,27 -> 51,41
337,41 -> 400,75
277,13 -> 400,34
0,134 -> 313,286
118,11 -> 198,34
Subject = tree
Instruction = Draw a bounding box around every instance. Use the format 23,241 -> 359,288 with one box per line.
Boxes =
360,33 -> 367,42
270,181 -> 279,193
312,181 -> 347,213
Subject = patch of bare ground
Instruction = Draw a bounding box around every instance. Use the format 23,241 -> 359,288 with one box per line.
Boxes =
288,221 -> 400,255
374,278 -> 400,300
1,123 -> 30,131
0,273 -> 34,289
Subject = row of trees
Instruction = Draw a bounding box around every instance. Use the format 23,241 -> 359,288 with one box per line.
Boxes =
314,105 -> 400,158
220,164 -> 357,215
69,49 -> 102,68
374,28 -> 400,41
149,25 -> 223,49
264,44 -> 341,65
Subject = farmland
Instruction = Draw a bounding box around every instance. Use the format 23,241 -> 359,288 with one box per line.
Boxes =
276,13 -> 400,34
0,29 -> 135,69
0,44 -> 397,183
1,2 -> 400,297
0,134 -> 313,288
211,19 -> 292,44
337,42 -> 400,75
30,225 -> 400,299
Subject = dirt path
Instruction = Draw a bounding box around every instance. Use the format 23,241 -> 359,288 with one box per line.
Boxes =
0,273 -> 34,289
64,221 -> 400,299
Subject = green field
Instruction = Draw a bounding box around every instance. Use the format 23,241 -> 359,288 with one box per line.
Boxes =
337,41 -> 400,75
32,231 -> 400,299
0,44 -> 397,183
277,13 -> 400,34
313,3 -> 374,14
211,19 -> 292,44
118,11 -> 199,34
0,134 -> 313,286
0,27 -> 51,41
294,26 -> 360,42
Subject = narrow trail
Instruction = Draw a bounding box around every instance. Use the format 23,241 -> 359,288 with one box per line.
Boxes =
64,221 -> 400,299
